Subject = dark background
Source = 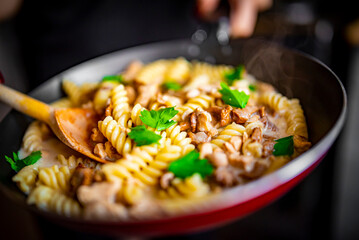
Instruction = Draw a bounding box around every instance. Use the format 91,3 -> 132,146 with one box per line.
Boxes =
0,0 -> 358,239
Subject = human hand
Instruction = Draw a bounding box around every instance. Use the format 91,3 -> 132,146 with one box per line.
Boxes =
196,0 -> 272,38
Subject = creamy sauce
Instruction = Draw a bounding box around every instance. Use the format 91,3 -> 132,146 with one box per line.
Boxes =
20,138 -> 80,169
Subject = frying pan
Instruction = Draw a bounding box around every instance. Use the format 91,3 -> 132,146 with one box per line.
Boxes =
0,38 -> 346,237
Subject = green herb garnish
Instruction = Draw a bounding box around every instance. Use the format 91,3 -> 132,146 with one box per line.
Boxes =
128,125 -> 162,146
249,84 -> 256,92
5,151 -> 42,172
140,106 -> 178,131
162,81 -> 182,91
101,75 -> 123,83
273,136 -> 294,156
219,82 -> 250,109
168,150 -> 214,179
224,65 -> 245,86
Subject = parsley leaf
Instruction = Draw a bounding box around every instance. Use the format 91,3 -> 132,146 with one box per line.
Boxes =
128,125 -> 162,146
5,151 -> 42,172
162,81 -> 182,91
140,107 -> 179,131
273,136 -> 294,156
248,84 -> 256,92
101,75 -> 123,83
219,82 -> 250,109
224,65 -> 245,86
168,150 -> 214,179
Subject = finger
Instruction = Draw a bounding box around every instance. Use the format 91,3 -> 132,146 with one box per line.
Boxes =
196,0 -> 221,17
229,0 -> 258,38
256,0 -> 273,11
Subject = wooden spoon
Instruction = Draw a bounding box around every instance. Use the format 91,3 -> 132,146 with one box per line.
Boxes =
0,83 -> 109,163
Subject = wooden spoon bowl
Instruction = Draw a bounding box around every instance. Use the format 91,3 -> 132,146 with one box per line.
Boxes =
0,83 -> 109,163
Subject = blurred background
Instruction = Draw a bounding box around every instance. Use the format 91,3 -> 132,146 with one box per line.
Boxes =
0,0 -> 358,239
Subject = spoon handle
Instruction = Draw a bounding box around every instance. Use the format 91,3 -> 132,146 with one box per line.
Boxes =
0,84 -> 53,124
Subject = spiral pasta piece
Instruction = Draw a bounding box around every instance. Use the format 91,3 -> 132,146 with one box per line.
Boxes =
12,166 -> 39,194
177,94 -> 213,119
259,92 -> 290,112
37,165 -> 72,192
22,121 -> 43,153
28,185 -> 82,217
57,154 -> 101,170
158,173 -> 210,199
136,60 -> 172,84
131,103 -> 145,126
98,116 -> 132,155
111,84 -> 130,124
191,61 -> 232,83
93,81 -> 119,113
62,80 -> 82,106
166,124 -> 195,155
211,123 -> 246,149
165,57 -> 190,83
285,99 -> 308,138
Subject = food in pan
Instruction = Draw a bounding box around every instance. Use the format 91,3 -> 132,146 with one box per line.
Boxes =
6,58 -> 311,220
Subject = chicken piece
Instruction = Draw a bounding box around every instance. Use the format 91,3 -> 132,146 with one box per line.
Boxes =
262,140 -> 275,157
187,109 -> 214,133
135,84 -> 158,108
84,201 -> 128,220
122,60 -> 143,83
232,106 -> 258,124
224,142 -> 236,154
229,136 -> 242,152
200,142 -> 213,159
156,93 -> 182,107
188,132 -> 211,145
220,105 -> 233,127
69,164 -> 94,197
189,112 -> 197,132
246,115 -> 260,124
77,181 -> 121,205
207,127 -> 218,137
260,115 -> 278,132
160,172 -> 175,189
105,102 -> 113,117
207,105 -> 232,127
179,121 -> 190,131
94,143 -> 107,159
207,149 -> 228,167
125,86 -> 136,105
91,128 -> 105,143
214,167 -> 239,187
293,135 -> 312,153
228,153 -> 255,172
197,111 -> 213,132
259,106 -> 266,118
104,141 -> 121,160
241,159 -> 270,179
251,128 -> 263,142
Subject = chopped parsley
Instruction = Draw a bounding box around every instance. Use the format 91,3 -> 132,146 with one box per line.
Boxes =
168,150 -> 214,179
219,82 -> 250,109
140,106 -> 178,131
5,151 -> 42,172
128,125 -> 162,146
273,136 -> 294,156
162,81 -> 182,91
224,65 -> 245,86
101,75 -> 123,83
248,84 -> 256,92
